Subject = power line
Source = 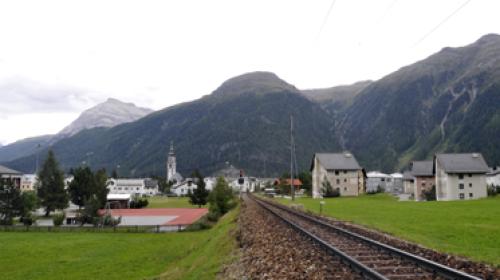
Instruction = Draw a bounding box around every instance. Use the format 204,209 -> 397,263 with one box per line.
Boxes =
413,0 -> 472,47
316,0 -> 337,41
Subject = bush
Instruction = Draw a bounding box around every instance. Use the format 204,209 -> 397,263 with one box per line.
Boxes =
208,177 -> 236,222
130,198 -> 149,209
53,213 -> 66,226
21,213 -> 35,226
422,185 -> 436,201
102,214 -> 121,226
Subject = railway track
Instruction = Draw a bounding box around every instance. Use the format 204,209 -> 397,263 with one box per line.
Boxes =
248,194 -> 483,280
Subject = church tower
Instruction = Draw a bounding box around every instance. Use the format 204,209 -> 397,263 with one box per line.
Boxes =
167,141 -> 176,182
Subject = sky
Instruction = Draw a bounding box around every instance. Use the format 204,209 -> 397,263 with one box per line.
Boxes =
0,0 -> 499,145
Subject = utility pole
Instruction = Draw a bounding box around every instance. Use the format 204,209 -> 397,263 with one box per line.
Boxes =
290,115 -> 295,201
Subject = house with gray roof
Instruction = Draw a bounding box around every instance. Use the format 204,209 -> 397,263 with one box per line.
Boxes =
434,153 -> 489,201
0,164 -> 23,189
311,152 -> 365,198
410,160 -> 435,201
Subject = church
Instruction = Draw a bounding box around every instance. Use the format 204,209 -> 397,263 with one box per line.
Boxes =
166,141 -> 183,183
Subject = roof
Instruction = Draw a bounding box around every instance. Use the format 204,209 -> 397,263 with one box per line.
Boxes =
435,153 -> 489,174
107,193 -> 132,200
410,161 -> 434,177
402,171 -> 415,180
274,178 -> 303,186
366,171 -> 390,178
390,173 -> 403,179
313,152 -> 362,170
487,167 -> 500,176
0,165 -> 22,175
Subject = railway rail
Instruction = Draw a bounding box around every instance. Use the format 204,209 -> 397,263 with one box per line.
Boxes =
248,194 -> 483,280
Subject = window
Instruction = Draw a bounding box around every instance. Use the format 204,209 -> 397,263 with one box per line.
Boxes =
468,173 -> 472,177
344,178 -> 347,183
344,187 -> 347,191
459,193 -> 465,199
458,174 -> 464,179
469,183 -> 472,188
421,182 -> 425,187
343,170 -> 347,174
469,193 -> 473,198
335,171 -> 339,176
381,178 -> 385,182
336,179 -> 340,184
459,183 -> 464,189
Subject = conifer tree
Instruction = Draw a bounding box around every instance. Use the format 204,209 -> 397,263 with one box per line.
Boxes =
37,150 -> 68,216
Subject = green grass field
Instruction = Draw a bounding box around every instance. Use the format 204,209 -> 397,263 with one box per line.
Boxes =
275,194 -> 500,266
0,208 -> 238,280
147,196 -> 199,208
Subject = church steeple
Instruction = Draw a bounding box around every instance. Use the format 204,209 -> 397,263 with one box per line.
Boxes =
169,141 -> 175,156
167,141 -> 177,182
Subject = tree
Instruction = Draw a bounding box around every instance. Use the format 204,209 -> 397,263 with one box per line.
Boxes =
37,150 -> 68,216
68,166 -> 94,209
321,176 -> 340,198
298,171 -> 312,195
189,170 -> 209,208
208,177 -> 235,217
0,178 -> 22,225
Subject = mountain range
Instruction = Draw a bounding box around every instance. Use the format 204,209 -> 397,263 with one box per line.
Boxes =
3,34 -> 500,177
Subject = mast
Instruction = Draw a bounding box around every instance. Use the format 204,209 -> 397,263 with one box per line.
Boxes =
290,115 -> 295,201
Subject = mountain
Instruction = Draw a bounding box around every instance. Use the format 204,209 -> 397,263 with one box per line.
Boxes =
56,98 -> 153,138
6,35 -> 500,176
338,33 -> 500,171
0,135 -> 53,163
7,72 -> 338,177
0,98 -> 153,163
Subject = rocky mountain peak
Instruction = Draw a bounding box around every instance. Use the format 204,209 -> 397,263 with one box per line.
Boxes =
57,98 -> 153,137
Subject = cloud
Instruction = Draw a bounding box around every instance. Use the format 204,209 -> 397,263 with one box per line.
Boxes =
0,77 -> 101,117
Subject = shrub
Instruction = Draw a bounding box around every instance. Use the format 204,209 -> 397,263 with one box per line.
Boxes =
422,185 -> 436,201
130,197 -> 149,209
53,213 -> 66,226
208,177 -> 236,221
102,214 -> 121,226
21,213 -> 35,226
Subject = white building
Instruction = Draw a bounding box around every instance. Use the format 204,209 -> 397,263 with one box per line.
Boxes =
388,173 -> 404,193
171,177 -> 217,196
486,167 -> 500,187
229,177 -> 258,192
311,152 -> 365,198
107,178 -> 159,197
20,174 -> 37,192
366,171 -> 390,192
435,153 -> 489,201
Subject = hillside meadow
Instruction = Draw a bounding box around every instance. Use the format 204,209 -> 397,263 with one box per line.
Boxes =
276,194 -> 500,266
0,207 -> 238,280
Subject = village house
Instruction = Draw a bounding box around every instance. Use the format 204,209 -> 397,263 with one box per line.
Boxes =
434,153 -> 489,201
311,152 -> 365,198
0,165 -> 22,188
388,173 -> 404,193
402,171 -> 415,194
107,178 -> 159,197
410,161 -> 434,201
171,177 -> 217,196
20,174 -> 37,192
366,171 -> 390,192
486,166 -> 500,188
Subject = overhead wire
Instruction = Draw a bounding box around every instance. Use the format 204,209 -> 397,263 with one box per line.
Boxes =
413,0 -> 472,47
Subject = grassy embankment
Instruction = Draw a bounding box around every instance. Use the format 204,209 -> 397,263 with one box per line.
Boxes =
0,207 -> 238,280
276,194 -> 500,266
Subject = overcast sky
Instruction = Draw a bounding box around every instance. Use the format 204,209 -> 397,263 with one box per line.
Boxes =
1,0 -> 499,145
